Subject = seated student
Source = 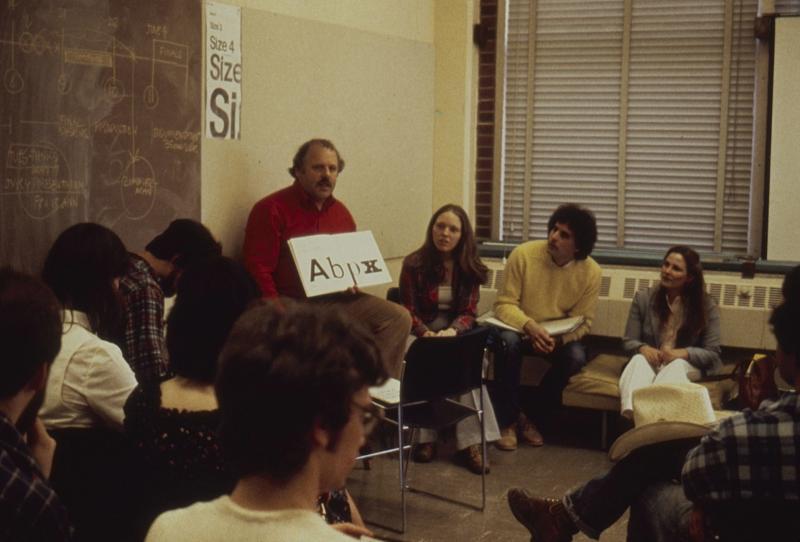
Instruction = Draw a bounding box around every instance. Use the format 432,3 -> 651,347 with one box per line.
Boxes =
506,265 -> 800,542
0,268 -> 72,541
39,223 -> 140,541
123,256 -> 260,527
145,300 -> 386,542
40,223 -> 138,431
399,204 -> 500,474
619,245 -> 721,417
491,204 -> 601,449
119,219 -> 222,384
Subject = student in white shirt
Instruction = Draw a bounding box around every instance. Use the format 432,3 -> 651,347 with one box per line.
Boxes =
40,223 -> 137,431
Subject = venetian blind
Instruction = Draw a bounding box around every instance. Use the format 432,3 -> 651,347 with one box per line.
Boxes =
499,0 -> 757,254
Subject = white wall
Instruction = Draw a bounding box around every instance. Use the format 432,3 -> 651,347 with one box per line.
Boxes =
767,16 -> 800,261
201,0 -> 438,262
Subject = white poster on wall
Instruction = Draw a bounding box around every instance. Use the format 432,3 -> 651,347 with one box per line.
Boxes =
205,1 -> 241,140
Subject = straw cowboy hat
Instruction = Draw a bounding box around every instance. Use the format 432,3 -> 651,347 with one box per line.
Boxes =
609,383 -> 728,461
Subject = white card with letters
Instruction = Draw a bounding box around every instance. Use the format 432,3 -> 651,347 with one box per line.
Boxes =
288,231 -> 392,297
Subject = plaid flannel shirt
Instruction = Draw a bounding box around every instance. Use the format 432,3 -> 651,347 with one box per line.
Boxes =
682,392 -> 800,502
0,414 -> 72,541
399,255 -> 480,337
119,254 -> 169,383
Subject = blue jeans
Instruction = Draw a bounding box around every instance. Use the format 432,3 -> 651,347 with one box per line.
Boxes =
563,438 -> 697,540
489,329 -> 587,428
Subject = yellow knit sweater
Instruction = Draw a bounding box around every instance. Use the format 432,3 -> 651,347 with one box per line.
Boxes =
494,240 -> 601,343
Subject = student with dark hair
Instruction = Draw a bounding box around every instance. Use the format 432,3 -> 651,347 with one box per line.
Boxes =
507,265 -> 800,542
618,245 -> 721,417
0,268 -> 72,541
146,300 -> 387,542
491,203 -> 601,449
40,223 -> 137,431
124,256 -> 259,529
118,219 -> 223,384
400,204 -> 500,473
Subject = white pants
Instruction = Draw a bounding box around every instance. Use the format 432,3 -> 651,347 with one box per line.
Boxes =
618,354 -> 701,416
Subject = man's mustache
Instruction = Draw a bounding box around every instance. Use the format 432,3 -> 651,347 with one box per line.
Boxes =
316,179 -> 332,188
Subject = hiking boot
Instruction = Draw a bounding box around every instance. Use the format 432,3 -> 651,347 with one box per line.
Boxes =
412,442 -> 436,463
518,413 -> 544,447
507,488 -> 578,542
496,424 -> 518,451
462,444 -> 489,474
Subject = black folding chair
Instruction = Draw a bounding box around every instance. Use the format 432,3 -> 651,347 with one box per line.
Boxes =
378,325 -> 492,532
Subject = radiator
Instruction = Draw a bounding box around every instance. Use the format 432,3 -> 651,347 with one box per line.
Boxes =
480,260 -> 784,350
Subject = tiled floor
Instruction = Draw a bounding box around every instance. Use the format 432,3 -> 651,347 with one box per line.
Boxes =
349,412 -> 630,542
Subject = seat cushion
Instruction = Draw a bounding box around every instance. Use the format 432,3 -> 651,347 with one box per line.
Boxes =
563,354 -> 738,411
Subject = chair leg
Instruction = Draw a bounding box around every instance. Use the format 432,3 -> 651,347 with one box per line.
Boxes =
397,405 -> 406,533
479,388 -> 486,511
601,410 -> 609,450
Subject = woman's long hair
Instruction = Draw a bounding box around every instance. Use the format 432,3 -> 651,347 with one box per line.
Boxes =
42,223 -> 128,340
408,204 -> 488,293
652,245 -> 707,345
167,256 -> 260,384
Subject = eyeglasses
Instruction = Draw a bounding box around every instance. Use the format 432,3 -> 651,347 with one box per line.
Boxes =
351,400 -> 383,434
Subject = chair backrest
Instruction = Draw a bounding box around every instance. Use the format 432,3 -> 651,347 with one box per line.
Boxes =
401,326 -> 491,403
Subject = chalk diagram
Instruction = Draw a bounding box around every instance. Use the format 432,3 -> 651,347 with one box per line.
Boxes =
0,4 -> 198,223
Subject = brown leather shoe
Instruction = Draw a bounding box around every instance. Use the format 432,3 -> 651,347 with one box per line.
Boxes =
507,488 -> 577,542
518,413 -> 544,446
461,444 -> 489,474
412,442 -> 435,463
495,424 -> 518,451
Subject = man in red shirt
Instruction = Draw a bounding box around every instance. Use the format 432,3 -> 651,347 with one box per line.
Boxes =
243,138 -> 411,376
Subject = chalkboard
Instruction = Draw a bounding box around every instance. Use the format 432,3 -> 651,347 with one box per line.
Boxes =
0,0 -> 201,273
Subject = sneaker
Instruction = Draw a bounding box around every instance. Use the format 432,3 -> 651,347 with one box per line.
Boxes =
507,488 -> 577,542
412,442 -> 436,463
495,424 -> 518,451
461,444 -> 490,475
518,413 -> 544,447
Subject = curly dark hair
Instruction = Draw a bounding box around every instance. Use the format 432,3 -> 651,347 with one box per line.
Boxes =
547,204 -> 598,260
216,300 -> 387,481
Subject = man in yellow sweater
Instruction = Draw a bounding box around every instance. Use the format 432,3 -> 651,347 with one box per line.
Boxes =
491,204 -> 601,449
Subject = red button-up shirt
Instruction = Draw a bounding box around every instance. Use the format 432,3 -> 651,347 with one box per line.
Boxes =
243,181 -> 356,298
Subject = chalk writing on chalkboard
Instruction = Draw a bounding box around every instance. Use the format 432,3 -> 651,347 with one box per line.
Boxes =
0,0 -> 201,273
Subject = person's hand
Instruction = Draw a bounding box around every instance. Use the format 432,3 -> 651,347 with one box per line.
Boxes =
638,345 -> 662,368
25,418 -> 56,479
659,347 -> 687,364
330,522 -> 375,539
346,286 -> 361,295
435,328 -> 457,337
422,330 -> 436,337
523,321 -> 555,353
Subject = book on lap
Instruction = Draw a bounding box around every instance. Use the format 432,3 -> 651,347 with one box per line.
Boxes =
477,311 -> 584,336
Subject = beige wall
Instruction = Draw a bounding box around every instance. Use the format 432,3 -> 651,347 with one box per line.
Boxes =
201,0 -> 479,277
767,16 -> 800,261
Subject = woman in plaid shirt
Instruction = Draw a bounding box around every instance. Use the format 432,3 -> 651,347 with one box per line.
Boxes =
399,204 -> 500,474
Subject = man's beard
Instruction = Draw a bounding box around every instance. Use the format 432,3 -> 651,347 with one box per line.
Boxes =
16,388 -> 46,435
